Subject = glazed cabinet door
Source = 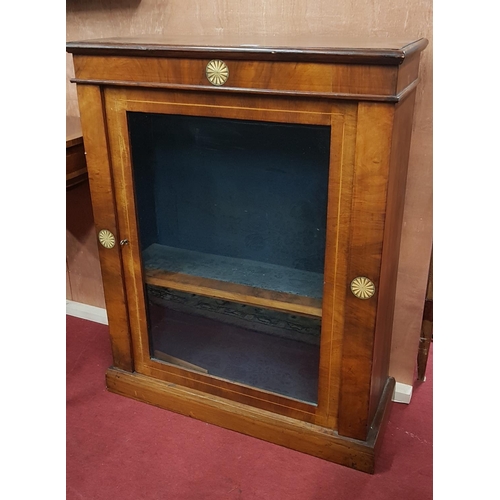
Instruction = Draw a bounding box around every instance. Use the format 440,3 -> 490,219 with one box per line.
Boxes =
96,86 -> 359,428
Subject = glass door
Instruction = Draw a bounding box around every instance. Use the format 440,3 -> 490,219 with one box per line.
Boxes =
102,86 -> 355,420
127,111 -> 330,405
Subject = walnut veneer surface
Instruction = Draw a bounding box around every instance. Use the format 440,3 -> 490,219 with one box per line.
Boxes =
67,35 -> 427,473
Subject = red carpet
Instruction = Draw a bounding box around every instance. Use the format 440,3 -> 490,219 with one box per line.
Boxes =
66,315 -> 432,499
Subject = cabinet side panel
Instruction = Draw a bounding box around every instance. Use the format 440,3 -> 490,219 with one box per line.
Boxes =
368,91 -> 417,421
76,84 -> 134,371
338,102 -> 394,440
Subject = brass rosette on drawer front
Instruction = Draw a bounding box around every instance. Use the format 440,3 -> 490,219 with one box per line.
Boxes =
206,60 -> 229,86
98,229 -> 116,249
350,277 -> 375,299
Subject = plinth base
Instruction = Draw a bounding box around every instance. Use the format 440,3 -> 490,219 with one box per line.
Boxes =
106,368 -> 394,474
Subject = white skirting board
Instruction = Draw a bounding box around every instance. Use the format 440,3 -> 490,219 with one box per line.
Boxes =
66,301 -> 108,325
392,382 -> 413,404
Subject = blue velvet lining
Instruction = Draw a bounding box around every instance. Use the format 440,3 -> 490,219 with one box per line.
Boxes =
128,112 -> 330,279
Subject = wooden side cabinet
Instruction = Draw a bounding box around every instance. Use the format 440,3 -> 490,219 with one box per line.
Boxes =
67,35 -> 428,473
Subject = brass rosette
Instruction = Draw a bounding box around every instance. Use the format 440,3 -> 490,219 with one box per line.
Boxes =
206,60 -> 229,86
350,277 -> 375,299
98,229 -> 116,249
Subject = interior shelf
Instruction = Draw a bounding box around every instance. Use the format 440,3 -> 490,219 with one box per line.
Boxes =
143,243 -> 323,317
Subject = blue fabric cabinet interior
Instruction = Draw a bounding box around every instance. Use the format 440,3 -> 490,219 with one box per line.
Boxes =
129,113 -> 330,285
127,111 -> 331,403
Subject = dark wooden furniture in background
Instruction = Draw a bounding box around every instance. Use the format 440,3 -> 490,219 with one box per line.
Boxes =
66,116 -> 106,308
417,249 -> 433,381
66,116 -> 88,188
67,35 -> 428,473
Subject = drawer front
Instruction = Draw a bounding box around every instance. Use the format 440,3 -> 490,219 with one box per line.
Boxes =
72,55 -> 398,99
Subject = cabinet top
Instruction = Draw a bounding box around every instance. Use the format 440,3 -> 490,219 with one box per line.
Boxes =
66,35 -> 428,65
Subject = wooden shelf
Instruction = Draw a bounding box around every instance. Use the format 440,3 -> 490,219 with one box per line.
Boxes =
143,244 -> 323,318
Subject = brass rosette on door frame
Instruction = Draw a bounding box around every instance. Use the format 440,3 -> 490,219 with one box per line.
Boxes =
350,277 -> 375,299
